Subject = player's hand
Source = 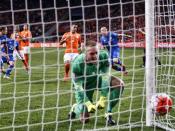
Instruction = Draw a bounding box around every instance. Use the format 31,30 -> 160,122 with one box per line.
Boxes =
63,35 -> 71,41
96,96 -> 107,109
85,101 -> 96,113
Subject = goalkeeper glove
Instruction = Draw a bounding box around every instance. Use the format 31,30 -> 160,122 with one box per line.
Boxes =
85,101 -> 96,113
96,96 -> 107,109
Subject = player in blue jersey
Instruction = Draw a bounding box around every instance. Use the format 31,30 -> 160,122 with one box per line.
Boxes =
100,27 -> 131,75
0,27 -> 8,75
0,37 -> 24,79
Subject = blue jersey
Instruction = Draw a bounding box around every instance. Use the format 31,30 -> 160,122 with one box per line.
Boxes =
100,32 -> 120,59
1,38 -> 19,62
0,35 -> 7,45
100,32 -> 119,50
1,38 -> 19,56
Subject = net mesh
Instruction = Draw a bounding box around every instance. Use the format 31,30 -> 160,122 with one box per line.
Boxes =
0,0 -> 174,131
154,0 -> 175,130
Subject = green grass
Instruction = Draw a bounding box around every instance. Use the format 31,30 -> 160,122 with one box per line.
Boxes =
0,48 -> 174,131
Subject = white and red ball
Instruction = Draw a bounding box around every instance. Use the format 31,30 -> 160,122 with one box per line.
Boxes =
151,93 -> 173,116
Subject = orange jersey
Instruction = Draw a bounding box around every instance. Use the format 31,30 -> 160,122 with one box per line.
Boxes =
20,30 -> 32,46
62,32 -> 81,53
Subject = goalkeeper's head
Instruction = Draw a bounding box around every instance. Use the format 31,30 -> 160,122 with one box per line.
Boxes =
85,40 -> 99,64
100,26 -> 108,36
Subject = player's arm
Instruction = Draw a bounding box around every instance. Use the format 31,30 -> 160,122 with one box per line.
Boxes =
72,61 -> 90,102
78,35 -> 84,53
60,33 -> 69,45
118,33 -> 132,38
15,41 -> 24,60
21,31 -> 32,41
2,40 -> 10,61
100,51 -> 110,85
72,60 -> 96,112
99,37 -> 105,49
72,60 -> 96,102
78,35 -> 82,48
96,51 -> 111,108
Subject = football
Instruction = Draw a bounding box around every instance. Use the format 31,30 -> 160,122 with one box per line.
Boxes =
151,93 -> 173,116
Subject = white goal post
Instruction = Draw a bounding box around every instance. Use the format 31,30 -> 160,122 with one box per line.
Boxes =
145,0 -> 156,127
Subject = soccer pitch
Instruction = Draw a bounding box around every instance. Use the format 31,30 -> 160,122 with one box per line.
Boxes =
0,48 -> 172,131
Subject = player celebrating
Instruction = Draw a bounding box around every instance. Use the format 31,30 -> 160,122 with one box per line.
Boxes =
69,41 -> 124,125
100,27 -> 130,74
59,24 -> 81,81
11,25 -> 29,72
20,24 -> 32,66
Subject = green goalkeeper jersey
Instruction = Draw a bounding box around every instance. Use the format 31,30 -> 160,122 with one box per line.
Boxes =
71,50 -> 110,102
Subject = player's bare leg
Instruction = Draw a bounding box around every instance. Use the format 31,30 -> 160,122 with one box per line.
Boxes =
21,59 -> 29,72
4,61 -> 14,79
64,61 -> 70,81
24,54 -> 29,66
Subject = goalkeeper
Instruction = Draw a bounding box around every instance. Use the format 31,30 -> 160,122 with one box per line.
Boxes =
69,40 -> 124,125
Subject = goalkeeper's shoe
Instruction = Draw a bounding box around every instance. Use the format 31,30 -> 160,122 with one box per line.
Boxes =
96,96 -> 106,109
68,111 -> 76,119
3,75 -> 11,79
105,113 -> 116,126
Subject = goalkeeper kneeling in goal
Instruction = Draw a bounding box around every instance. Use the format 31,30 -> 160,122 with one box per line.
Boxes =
68,40 -> 124,125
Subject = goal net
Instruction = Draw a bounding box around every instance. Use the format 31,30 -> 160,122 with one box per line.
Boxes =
0,0 -> 174,131
152,0 -> 175,130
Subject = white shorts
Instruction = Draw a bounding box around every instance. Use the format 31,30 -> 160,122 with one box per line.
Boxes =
13,50 -> 24,60
23,46 -> 30,54
64,53 -> 79,63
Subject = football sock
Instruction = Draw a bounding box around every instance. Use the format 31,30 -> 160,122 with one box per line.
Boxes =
24,54 -> 29,65
65,63 -> 70,76
6,64 -> 14,76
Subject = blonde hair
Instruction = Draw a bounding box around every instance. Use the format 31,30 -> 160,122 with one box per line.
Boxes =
85,40 -> 97,47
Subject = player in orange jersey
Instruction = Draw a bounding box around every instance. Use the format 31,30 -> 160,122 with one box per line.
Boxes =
60,24 -> 81,81
20,24 -> 32,67
11,25 -> 29,72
